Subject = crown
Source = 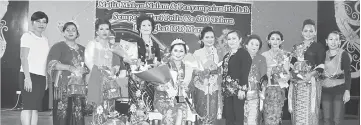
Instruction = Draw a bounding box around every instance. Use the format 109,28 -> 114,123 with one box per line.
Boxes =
171,38 -> 185,46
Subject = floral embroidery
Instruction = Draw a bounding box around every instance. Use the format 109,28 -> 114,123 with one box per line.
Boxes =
263,86 -> 285,125
221,52 -> 247,97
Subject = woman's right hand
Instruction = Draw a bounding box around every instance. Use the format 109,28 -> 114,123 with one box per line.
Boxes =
24,77 -> 32,92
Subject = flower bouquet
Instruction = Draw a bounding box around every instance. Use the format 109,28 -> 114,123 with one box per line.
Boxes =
100,66 -> 122,100
290,44 -> 314,83
270,51 -> 292,88
290,60 -> 312,83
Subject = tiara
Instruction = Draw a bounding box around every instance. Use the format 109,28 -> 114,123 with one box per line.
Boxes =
171,38 -> 185,46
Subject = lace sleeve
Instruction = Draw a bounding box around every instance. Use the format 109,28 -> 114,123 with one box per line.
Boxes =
85,41 -> 95,70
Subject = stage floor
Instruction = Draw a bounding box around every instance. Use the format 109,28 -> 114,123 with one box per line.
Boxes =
1,110 -> 359,125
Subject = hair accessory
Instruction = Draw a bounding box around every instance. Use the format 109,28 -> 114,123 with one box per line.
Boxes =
57,20 -> 80,33
57,21 -> 65,33
171,38 -> 185,46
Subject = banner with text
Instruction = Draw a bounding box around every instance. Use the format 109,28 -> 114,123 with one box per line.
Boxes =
96,0 -> 252,53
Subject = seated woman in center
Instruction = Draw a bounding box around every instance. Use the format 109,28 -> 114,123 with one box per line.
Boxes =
153,38 -> 193,125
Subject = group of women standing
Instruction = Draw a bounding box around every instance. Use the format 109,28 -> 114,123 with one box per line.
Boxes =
19,11 -> 352,125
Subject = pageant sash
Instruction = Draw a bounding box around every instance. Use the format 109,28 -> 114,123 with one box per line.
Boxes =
311,77 -> 316,113
87,65 -> 103,105
288,83 -> 293,113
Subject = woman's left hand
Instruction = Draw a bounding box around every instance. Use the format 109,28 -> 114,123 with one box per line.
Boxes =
343,90 -> 350,104
237,90 -> 246,100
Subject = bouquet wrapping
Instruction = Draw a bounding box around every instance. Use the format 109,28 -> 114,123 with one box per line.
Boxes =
133,65 -> 173,86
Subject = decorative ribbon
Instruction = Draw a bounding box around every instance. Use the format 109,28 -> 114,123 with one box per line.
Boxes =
288,83 -> 293,113
310,77 -> 316,113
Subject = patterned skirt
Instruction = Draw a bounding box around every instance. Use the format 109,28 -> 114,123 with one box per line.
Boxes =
91,100 -> 116,125
244,91 -> 260,125
290,82 -> 322,125
263,86 -> 286,125
153,91 -> 188,125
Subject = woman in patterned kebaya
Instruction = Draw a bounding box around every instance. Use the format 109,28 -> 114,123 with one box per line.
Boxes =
153,38 -> 192,125
191,26 -> 223,125
243,35 -> 267,125
321,31 -> 351,125
289,19 -> 326,125
261,31 -> 291,125
85,19 -> 124,125
47,21 -> 87,125
221,30 -> 252,125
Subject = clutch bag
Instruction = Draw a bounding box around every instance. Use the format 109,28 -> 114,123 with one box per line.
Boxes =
67,76 -> 86,96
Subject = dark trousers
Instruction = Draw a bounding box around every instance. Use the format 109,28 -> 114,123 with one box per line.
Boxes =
321,92 -> 344,125
223,96 -> 245,125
